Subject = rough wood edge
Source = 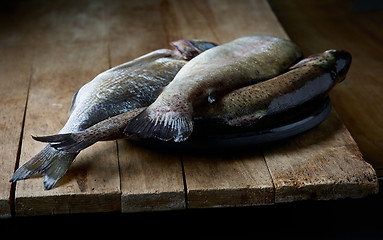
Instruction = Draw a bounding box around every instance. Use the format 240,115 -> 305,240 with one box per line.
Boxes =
15,192 -> 121,216
121,191 -> 185,213
187,186 -> 275,209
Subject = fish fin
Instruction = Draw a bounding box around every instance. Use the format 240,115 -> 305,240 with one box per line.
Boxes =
42,153 -> 75,190
32,133 -> 74,144
32,131 -> 98,153
170,40 -> 218,60
10,145 -> 78,190
34,108 -> 146,152
32,133 -> 82,153
124,107 -> 193,142
226,110 -> 266,127
289,53 -> 321,70
68,89 -> 80,116
110,49 -> 174,72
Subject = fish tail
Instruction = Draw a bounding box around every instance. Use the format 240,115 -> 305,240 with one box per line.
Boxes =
10,145 -> 78,190
124,106 -> 193,142
32,131 -> 98,153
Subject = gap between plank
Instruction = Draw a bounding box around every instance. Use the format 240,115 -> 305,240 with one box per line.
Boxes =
260,149 -> 276,204
180,155 -> 188,209
116,140 -> 122,199
9,65 -> 33,217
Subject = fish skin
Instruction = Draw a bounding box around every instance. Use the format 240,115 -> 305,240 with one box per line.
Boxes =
38,50 -> 351,153
195,49 -> 352,126
65,39 -> 218,132
124,36 -> 303,142
33,108 -> 145,153
10,40 -> 217,190
63,50 -> 186,132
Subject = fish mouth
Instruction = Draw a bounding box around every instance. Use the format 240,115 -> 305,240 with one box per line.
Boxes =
289,49 -> 352,82
170,39 -> 217,60
325,50 -> 352,82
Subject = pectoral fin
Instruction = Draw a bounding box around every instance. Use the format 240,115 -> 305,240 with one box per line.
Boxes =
170,40 -> 218,60
226,110 -> 266,127
124,106 -> 194,142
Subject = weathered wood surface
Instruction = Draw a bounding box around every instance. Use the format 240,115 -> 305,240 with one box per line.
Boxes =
183,152 -> 274,208
269,0 -> 383,173
0,0 -> 378,217
264,110 -> 378,203
119,141 -> 185,212
0,45 -> 32,218
15,42 -> 121,216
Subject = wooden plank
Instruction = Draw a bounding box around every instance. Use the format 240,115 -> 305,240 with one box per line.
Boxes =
159,0 -> 223,42
178,0 -> 378,207
15,42 -> 121,216
111,0 -> 278,210
111,0 -> 280,210
184,152 -> 274,208
0,45 -> 32,218
269,0 -> 383,173
208,0 -> 289,40
179,0 -> 284,208
11,0 -> 122,216
16,142 -> 120,215
106,0 -> 170,62
118,141 -> 185,212
105,0 -> 187,212
263,110 -> 379,202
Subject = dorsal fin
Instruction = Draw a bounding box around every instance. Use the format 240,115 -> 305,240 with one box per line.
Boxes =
68,89 -> 79,116
110,49 -> 174,72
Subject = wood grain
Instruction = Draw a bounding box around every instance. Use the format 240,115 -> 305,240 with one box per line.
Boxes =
0,45 -> 32,217
158,0 -> 282,209
0,0 -> 378,216
264,110 -> 378,202
118,141 -> 185,212
269,0 -> 383,173
105,0 -> 186,213
15,42 -> 121,216
183,152 -> 274,208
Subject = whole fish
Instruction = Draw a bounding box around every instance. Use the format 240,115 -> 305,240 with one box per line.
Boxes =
10,40 -> 217,190
195,49 -> 352,126
124,36 -> 303,142
35,50 -> 351,154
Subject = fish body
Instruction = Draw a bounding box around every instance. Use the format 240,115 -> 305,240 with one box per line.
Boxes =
11,40 -> 217,190
63,50 -> 184,133
124,36 -> 303,142
195,49 -> 352,126
63,41 -> 216,133
38,50 -> 351,155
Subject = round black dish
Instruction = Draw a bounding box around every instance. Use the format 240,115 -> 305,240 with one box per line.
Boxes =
129,97 -> 332,151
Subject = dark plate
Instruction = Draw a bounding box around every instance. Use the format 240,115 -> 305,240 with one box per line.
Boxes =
129,97 -> 332,151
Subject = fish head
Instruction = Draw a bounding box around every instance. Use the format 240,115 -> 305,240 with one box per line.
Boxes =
170,39 -> 218,60
290,49 -> 352,82
324,49 -> 352,82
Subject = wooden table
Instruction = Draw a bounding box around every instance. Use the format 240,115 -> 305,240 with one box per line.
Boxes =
269,0 -> 383,175
0,0 -> 378,217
